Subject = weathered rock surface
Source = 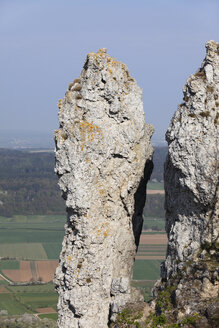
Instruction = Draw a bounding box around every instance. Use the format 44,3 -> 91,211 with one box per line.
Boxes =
54,48 -> 153,328
154,40 -> 219,325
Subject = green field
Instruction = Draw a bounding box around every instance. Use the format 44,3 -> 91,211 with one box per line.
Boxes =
0,215 -> 65,260
143,218 -> 165,230
18,292 -> 58,311
43,242 -> 62,259
0,293 -> 31,315
133,260 -> 162,280
0,260 -> 20,270
0,214 -> 166,317
0,215 -> 65,244
7,283 -> 56,294
38,313 -> 58,321
0,284 -> 58,315
0,243 -> 47,260
147,182 -> 164,190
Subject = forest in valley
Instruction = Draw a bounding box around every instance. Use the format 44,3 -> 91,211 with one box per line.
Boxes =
0,147 -> 167,218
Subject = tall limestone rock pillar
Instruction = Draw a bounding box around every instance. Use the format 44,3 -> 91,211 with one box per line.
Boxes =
54,49 -> 154,328
155,41 -> 219,325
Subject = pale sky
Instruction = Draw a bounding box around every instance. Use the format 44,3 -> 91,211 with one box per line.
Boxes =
0,0 -> 218,142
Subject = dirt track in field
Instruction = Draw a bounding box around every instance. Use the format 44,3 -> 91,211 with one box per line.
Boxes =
140,234 -> 167,245
36,307 -> 56,313
147,189 -> 165,194
2,261 -> 32,282
35,260 -> 58,282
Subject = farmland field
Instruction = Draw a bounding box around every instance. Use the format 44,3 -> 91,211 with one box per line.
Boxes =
0,260 -> 20,270
143,218 -> 165,230
0,214 -> 168,315
0,293 -> 31,315
133,260 -> 162,280
38,313 -> 58,321
0,283 -> 58,315
3,261 -> 32,282
139,234 -> 167,244
43,242 -> 62,259
0,243 -> 47,259
35,260 -> 58,282
147,182 -> 164,190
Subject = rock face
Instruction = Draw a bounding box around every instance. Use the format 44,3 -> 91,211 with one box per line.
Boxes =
54,49 -> 153,328
155,41 -> 219,325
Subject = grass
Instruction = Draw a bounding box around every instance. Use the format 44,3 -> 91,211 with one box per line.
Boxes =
143,218 -> 165,230
43,242 -> 62,259
0,293 -> 31,315
7,283 -> 55,294
0,215 -> 65,244
133,260 -> 162,280
38,313 -> 58,321
0,260 -> 20,270
0,215 -> 166,316
0,229 -> 65,244
18,293 -> 58,311
0,243 -> 47,260
0,283 -> 58,315
131,280 -> 155,302
147,182 -> 164,190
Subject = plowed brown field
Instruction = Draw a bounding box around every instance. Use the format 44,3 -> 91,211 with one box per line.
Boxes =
35,260 -> 58,282
3,261 -> 32,282
147,190 -> 164,194
36,307 -> 56,313
140,234 -> 167,245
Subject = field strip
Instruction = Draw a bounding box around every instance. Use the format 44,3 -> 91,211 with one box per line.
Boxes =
3,261 -> 32,282
140,234 -> 167,245
136,255 -> 165,260
0,273 -> 12,283
137,252 -> 166,255
35,260 -> 58,282
36,307 -> 56,313
147,190 -> 164,194
0,243 -> 48,260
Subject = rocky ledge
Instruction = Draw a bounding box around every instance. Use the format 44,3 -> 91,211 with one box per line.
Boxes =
153,40 -> 219,327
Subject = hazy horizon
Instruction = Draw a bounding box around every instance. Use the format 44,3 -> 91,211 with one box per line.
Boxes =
1,0 -> 219,142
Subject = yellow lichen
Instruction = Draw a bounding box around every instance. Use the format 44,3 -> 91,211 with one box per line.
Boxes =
57,99 -> 63,109
67,255 -> 71,261
103,229 -> 110,237
79,120 -> 103,151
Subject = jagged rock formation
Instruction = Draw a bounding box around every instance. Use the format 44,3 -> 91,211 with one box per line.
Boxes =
154,41 -> 219,327
54,48 -> 153,328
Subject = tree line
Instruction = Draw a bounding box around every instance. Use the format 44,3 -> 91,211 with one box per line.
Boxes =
0,147 -> 167,217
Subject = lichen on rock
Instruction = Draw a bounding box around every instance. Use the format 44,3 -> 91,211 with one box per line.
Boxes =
153,40 -> 219,326
54,48 -> 153,328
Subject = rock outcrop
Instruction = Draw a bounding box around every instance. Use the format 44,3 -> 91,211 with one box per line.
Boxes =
54,48 -> 153,328
154,41 -> 219,326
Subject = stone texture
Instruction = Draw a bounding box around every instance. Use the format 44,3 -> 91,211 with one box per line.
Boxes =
154,40 -> 219,323
54,48 -> 153,328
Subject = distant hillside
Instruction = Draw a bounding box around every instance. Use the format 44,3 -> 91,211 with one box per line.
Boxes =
0,149 -> 65,217
0,147 -> 167,217
150,147 -> 168,182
